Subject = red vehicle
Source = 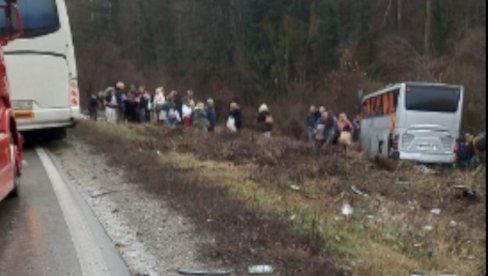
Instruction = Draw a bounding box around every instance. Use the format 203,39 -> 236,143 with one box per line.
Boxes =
0,0 -> 23,202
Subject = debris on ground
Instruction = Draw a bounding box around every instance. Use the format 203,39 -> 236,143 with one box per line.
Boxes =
414,165 -> 435,174
341,203 -> 354,218
452,185 -> 479,200
410,272 -> 427,276
397,175 -> 410,185
422,225 -> 433,232
177,268 -> 232,275
289,184 -> 300,191
449,220 -> 457,227
407,200 -> 417,211
430,208 -> 442,215
248,265 -> 274,274
351,185 -> 369,197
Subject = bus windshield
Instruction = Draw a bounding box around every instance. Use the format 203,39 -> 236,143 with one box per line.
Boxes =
405,85 -> 460,113
18,0 -> 60,38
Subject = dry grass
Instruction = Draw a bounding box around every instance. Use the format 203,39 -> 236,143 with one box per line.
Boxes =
74,121 -> 486,276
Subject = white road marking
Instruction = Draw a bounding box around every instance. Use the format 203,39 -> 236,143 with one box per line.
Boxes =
36,147 -> 111,276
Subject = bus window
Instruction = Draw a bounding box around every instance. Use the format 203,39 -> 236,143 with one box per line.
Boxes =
405,85 -> 460,112
392,91 -> 399,113
362,102 -> 368,118
367,99 -> 372,116
375,97 -> 383,115
17,0 -> 60,38
383,93 -> 390,115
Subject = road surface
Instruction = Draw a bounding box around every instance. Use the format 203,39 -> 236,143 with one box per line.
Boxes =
0,147 -> 130,276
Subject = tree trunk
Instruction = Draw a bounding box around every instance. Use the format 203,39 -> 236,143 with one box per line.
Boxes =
396,0 -> 402,30
424,0 -> 431,56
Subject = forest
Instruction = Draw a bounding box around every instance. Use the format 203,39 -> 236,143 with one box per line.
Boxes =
67,0 -> 486,137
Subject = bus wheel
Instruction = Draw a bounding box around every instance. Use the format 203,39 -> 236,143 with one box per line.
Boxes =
8,145 -> 19,198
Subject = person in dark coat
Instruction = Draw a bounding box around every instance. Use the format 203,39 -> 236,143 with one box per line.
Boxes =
228,102 -> 242,131
324,111 -> 340,145
306,105 -> 321,143
89,93 -> 99,121
125,84 -> 138,123
205,98 -> 217,132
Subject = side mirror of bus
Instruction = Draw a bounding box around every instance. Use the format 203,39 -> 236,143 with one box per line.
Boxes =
0,4 -> 22,45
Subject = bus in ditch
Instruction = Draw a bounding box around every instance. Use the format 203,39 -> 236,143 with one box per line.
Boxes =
3,0 -> 79,137
359,82 -> 464,164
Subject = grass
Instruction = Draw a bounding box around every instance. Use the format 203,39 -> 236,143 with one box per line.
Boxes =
77,121 -> 486,276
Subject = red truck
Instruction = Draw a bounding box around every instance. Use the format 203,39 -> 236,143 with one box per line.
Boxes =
0,0 -> 23,202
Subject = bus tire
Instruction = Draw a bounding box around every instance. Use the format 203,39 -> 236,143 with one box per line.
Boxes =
7,145 -> 19,198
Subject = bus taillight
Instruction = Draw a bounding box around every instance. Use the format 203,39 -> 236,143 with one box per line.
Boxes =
70,80 -> 79,107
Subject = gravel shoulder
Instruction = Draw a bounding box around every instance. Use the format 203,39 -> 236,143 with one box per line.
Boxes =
47,137 -> 221,276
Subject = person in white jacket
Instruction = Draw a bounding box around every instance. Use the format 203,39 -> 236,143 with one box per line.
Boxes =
153,87 -> 166,122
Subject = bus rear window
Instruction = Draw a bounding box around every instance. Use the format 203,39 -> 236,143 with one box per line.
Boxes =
18,0 -> 60,38
405,85 -> 460,113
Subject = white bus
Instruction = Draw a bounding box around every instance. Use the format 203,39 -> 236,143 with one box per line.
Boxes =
359,82 -> 464,164
3,0 -> 79,135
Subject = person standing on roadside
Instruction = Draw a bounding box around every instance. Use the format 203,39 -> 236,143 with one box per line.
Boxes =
257,103 -> 273,138
205,98 -> 217,132
174,90 -> 183,124
162,90 -> 179,127
306,105 -> 321,143
192,102 -> 209,131
140,85 -> 151,123
153,87 -> 166,123
187,89 -> 194,103
115,81 -> 126,122
104,87 -> 118,123
182,99 -> 194,128
337,113 -> 354,133
89,93 -> 99,121
324,110 -> 339,145
337,113 -> 353,150
227,102 -> 242,132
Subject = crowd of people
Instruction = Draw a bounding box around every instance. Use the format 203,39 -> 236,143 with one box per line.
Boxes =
88,81 -> 357,148
88,81 -> 484,169
456,131 -> 486,169
88,82 -> 273,136
306,105 -> 359,149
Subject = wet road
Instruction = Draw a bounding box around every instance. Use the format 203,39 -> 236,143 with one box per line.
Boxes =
0,148 -> 130,276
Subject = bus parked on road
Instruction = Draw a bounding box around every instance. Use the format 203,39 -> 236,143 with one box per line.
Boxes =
0,0 -> 24,202
3,0 -> 79,137
359,82 -> 464,164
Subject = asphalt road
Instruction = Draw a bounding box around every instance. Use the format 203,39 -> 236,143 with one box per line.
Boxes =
0,147 -> 130,276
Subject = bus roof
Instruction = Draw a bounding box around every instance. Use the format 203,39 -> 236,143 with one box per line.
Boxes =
361,82 -> 463,103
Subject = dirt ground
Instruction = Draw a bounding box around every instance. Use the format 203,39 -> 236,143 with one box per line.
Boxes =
47,139 -> 223,276
67,121 -> 486,276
